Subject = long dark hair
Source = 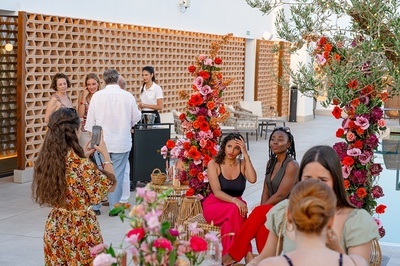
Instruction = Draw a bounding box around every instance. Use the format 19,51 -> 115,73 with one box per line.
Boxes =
141,66 -> 156,93
214,133 -> 244,164
299,145 -> 354,209
32,108 -> 84,207
266,127 -> 296,175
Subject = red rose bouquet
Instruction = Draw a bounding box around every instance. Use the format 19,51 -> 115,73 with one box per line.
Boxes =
160,34 -> 233,197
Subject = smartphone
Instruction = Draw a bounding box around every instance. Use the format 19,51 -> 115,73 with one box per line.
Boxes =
91,125 -> 102,149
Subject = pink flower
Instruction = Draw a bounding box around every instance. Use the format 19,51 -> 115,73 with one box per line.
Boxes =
136,187 -> 146,198
315,54 -> 327,65
205,232 -> 219,242
199,85 -> 213,96
154,237 -> 173,251
377,119 -> 386,127
358,151 -> 372,165
346,131 -> 356,142
93,253 -> 117,266
144,210 -> 162,229
193,77 -> 203,89
204,58 -> 213,66
373,217 -> 383,228
90,244 -> 107,257
169,229 -> 180,237
342,165 -> 351,179
160,145 -> 168,159
144,190 -> 157,203
198,54 -> 206,61
370,163 -> 383,176
188,222 -> 203,235
346,148 -> 362,157
354,116 -> 370,130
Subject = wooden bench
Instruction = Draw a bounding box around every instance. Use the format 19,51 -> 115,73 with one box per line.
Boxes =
382,108 -> 400,125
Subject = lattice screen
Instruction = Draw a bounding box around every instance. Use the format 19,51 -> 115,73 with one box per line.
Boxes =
255,40 -> 290,116
20,12 -> 247,169
0,16 -> 18,159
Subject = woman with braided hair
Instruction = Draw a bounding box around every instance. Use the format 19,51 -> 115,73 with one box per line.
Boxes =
222,127 -> 299,265
32,108 -> 116,265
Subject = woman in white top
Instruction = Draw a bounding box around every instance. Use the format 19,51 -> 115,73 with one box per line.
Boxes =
138,66 -> 163,124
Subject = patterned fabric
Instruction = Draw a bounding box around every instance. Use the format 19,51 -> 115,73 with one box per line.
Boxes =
44,150 -> 112,265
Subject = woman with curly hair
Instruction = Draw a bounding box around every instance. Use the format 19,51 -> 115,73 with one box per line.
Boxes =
202,133 -> 257,257
44,73 -> 74,123
223,126 -> 298,265
32,108 -> 116,265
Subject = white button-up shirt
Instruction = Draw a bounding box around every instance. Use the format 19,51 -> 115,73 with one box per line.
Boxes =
85,84 -> 142,153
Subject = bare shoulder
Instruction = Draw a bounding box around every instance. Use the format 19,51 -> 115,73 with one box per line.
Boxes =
258,256 -> 286,266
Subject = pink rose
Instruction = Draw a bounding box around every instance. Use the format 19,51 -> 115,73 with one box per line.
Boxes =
346,131 -> 356,142
342,165 -> 351,179
377,119 -> 386,127
346,148 -> 362,157
198,54 -> 206,61
354,116 -> 370,130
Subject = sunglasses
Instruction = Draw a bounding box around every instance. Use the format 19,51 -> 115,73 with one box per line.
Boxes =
66,108 -> 77,114
274,126 -> 291,133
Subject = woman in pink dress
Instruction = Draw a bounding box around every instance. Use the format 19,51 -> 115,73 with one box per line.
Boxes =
202,133 -> 257,256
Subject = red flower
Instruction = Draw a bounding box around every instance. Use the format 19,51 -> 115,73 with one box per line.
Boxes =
336,128 -> 344,137
189,168 -> 199,177
126,228 -> 145,241
332,98 -> 340,105
353,140 -> 363,149
183,142 -> 191,150
216,72 -> 223,79
186,131 -> 194,139
375,204 -> 387,214
361,85 -> 373,95
342,156 -> 355,166
166,139 -> 175,149
356,187 -> 367,199
213,128 -> 222,137
179,113 -> 186,121
189,236 -> 208,252
318,37 -> 327,45
356,128 -> 364,136
380,92 -> 389,102
188,93 -> 203,106
197,172 -> 205,181
192,120 -> 200,129
333,53 -> 341,61
186,188 -> 195,196
153,237 -> 173,251
347,79 -> 359,89
214,57 -> 222,64
199,121 -> 210,132
219,105 -> 226,114
324,43 -> 333,53
188,65 -> 196,73
332,106 -> 342,119
203,154 -> 212,166
199,70 -> 210,80
351,98 -> 360,107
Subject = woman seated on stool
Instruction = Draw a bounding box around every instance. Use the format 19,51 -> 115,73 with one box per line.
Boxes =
202,133 -> 257,257
258,179 -> 367,266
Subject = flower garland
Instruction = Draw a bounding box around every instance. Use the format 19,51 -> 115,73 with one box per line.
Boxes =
160,34 -> 233,197
313,36 -> 387,237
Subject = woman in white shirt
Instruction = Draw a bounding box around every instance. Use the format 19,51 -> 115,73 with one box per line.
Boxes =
138,66 -> 163,123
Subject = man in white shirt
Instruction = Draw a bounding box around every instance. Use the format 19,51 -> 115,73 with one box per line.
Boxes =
86,69 -> 141,215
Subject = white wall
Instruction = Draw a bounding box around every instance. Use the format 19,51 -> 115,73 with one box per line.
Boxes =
0,0 -> 274,39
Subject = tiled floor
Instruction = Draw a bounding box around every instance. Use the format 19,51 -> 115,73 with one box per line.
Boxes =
0,115 -> 399,265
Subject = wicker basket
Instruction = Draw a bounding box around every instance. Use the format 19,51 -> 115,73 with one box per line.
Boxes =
150,168 -> 167,185
183,213 -> 220,240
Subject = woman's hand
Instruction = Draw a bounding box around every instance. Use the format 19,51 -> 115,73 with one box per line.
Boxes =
93,131 -> 109,157
233,197 -> 248,217
138,102 -> 144,109
84,140 -> 95,158
234,137 -> 247,156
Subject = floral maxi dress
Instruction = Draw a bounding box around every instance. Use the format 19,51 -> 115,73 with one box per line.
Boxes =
43,150 -> 112,265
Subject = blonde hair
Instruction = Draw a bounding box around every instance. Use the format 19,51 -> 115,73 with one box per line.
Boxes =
288,179 -> 336,234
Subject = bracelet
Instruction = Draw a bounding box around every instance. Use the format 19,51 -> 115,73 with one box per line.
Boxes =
102,161 -> 113,166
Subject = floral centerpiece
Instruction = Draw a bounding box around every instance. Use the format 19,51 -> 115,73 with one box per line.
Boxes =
160,34 -> 233,197
313,36 -> 387,237
91,186 -> 219,266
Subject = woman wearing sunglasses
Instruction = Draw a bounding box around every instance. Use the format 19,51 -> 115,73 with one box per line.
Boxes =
222,127 -> 299,265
